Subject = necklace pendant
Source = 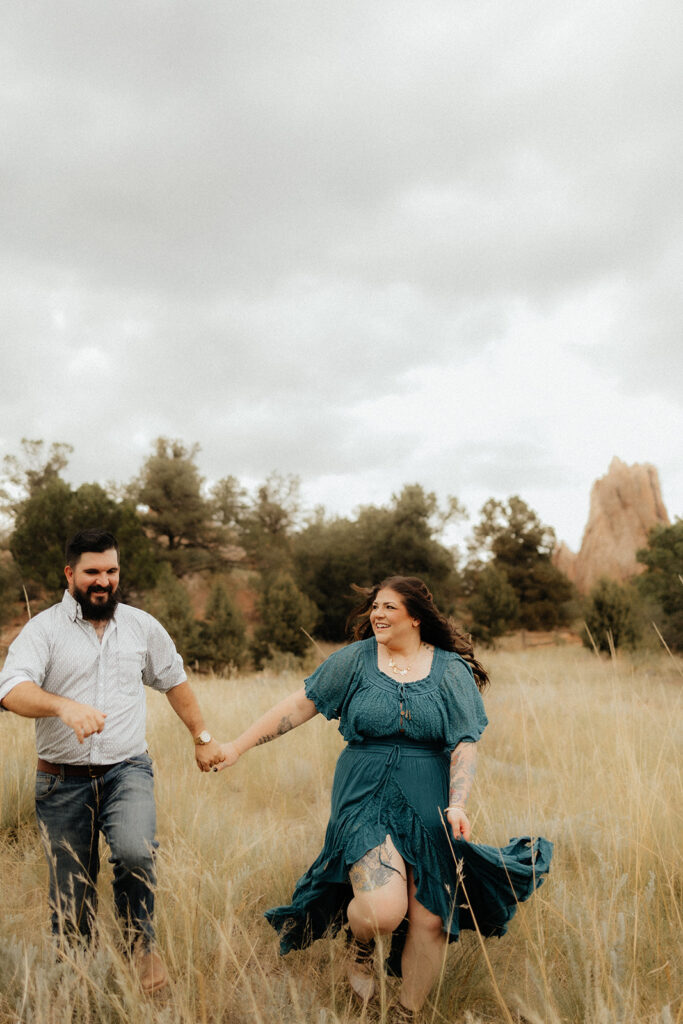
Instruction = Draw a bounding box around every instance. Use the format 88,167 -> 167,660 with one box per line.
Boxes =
389,656 -> 410,676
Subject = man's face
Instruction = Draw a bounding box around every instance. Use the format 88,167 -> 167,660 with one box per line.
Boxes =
65,549 -> 120,621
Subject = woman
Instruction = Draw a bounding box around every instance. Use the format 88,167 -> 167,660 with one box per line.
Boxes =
217,576 -> 552,1022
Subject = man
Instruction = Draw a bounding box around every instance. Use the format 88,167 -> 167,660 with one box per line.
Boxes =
0,528 -> 224,993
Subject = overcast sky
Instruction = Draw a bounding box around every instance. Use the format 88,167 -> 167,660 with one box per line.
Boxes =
1,0 -> 681,553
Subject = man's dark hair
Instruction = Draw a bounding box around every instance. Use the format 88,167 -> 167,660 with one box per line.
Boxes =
65,528 -> 120,568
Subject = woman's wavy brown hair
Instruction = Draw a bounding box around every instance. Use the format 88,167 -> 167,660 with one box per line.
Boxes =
347,575 -> 489,692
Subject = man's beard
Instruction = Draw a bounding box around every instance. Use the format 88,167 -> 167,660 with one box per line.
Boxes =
73,584 -> 120,621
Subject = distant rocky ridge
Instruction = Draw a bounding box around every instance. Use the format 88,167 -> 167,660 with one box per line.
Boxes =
553,457 -> 670,594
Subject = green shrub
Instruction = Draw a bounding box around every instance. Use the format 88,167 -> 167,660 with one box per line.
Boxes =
251,572 -> 319,668
194,579 -> 247,672
583,578 -> 643,652
636,519 -> 683,651
145,563 -> 198,662
0,551 -> 22,627
467,564 -> 519,644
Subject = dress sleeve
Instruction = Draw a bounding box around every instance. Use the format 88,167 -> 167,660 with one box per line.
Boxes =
441,653 -> 488,750
304,643 -> 362,720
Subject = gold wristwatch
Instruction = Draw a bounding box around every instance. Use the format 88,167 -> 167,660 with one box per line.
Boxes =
195,730 -> 212,745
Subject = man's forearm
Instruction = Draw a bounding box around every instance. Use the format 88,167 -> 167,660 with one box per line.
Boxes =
1,679 -> 107,742
165,681 -> 227,771
1,679 -> 71,719
164,681 -> 207,737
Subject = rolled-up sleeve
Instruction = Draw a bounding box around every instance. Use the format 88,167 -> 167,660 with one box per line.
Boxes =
0,620 -> 49,709
142,618 -> 187,692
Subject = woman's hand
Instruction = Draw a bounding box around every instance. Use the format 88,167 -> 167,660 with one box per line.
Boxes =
446,806 -> 471,842
213,741 -> 240,771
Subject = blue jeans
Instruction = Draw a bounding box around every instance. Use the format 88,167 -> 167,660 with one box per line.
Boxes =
35,753 -> 158,946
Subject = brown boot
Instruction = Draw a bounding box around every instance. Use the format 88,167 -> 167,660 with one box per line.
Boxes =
346,935 -> 376,1003
133,942 -> 169,995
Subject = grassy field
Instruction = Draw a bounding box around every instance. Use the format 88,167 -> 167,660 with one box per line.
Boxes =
0,646 -> 681,1024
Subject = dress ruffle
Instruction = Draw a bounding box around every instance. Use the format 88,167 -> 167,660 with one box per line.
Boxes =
265,738 -> 552,970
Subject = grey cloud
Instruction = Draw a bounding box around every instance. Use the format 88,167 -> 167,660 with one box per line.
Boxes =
40,276 -> 492,408
574,240 -> 683,401
3,0 -> 680,302
0,0 -> 681,531
405,440 -> 576,499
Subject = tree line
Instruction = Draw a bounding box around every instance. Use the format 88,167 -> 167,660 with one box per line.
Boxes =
1,438 -> 680,667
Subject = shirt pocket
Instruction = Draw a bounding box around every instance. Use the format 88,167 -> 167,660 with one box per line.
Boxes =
118,651 -> 145,695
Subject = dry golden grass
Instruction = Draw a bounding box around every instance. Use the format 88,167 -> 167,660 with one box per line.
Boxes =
0,646 -> 681,1024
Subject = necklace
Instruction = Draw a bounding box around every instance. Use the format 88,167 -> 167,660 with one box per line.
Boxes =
387,640 -> 430,677
388,646 -> 422,676
388,655 -> 410,676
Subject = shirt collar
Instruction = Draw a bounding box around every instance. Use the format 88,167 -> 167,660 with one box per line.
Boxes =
62,590 -> 82,621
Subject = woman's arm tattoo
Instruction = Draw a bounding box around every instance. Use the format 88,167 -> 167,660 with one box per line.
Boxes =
255,714 -> 294,746
449,741 -> 477,807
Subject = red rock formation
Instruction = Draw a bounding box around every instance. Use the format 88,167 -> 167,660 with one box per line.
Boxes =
552,541 -> 577,583
554,457 -> 669,594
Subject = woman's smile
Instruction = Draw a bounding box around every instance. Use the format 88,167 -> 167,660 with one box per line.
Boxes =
370,588 -> 418,647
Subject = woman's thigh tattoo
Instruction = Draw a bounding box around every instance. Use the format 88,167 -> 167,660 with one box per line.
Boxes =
349,839 -> 405,891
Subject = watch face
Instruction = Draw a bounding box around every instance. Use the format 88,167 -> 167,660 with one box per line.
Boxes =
196,730 -> 212,745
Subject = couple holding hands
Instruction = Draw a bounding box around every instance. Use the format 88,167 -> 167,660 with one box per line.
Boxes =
0,528 -> 551,1020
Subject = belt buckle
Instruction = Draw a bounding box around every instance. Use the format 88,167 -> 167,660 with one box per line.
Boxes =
87,764 -> 101,778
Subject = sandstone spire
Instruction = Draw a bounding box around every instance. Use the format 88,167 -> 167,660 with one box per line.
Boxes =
554,457 -> 669,594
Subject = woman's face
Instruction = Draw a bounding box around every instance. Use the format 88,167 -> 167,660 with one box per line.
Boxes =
369,588 -> 419,647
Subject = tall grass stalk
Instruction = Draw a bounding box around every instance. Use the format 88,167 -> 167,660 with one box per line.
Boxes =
0,650 -> 680,1023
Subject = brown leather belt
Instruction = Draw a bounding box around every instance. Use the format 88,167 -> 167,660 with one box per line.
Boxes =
37,758 -> 120,778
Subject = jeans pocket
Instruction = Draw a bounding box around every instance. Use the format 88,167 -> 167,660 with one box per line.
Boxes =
35,772 -> 62,801
124,752 -> 153,774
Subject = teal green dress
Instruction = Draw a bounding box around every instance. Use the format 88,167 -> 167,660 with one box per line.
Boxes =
265,638 -> 552,968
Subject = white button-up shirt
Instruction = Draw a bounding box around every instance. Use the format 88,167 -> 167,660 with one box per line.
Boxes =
0,591 -> 186,764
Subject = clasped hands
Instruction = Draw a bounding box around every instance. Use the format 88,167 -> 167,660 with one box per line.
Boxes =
196,740 -> 240,773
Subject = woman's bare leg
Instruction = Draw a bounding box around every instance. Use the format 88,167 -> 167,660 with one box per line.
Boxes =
398,867 -> 448,1012
347,834 -> 408,939
346,835 -> 408,1000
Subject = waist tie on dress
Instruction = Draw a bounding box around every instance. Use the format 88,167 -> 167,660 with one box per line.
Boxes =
347,738 -> 443,756
346,738 -> 445,827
